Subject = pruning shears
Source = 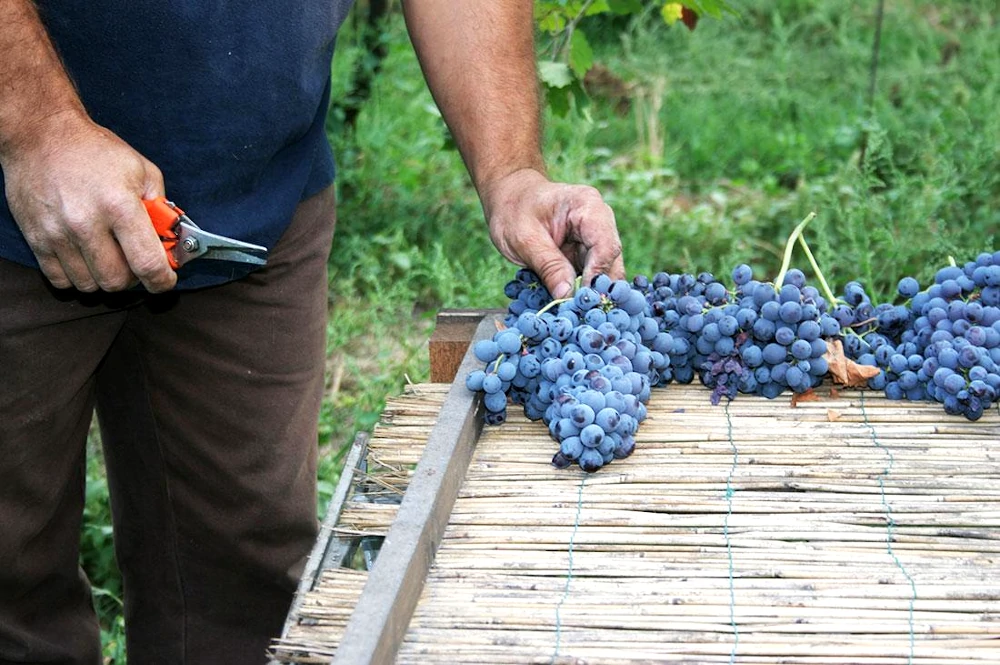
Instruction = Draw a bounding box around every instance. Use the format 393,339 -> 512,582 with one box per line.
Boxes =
143,196 -> 268,269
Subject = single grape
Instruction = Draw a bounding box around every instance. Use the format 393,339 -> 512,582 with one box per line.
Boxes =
473,339 -> 500,362
732,264 -> 753,286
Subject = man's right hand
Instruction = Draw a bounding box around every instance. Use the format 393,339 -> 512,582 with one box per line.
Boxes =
2,111 -> 176,293
0,0 -> 176,293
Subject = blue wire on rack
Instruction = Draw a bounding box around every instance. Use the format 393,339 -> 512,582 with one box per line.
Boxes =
860,391 -> 918,663
550,472 -> 587,663
723,401 -> 741,664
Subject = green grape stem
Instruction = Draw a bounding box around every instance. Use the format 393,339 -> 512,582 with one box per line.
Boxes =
490,354 -> 506,374
774,211 -> 816,291
535,276 -> 584,317
796,235 -> 840,307
772,211 -> 841,308
536,297 -> 571,318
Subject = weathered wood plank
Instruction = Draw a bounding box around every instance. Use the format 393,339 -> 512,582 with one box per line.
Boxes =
427,308 -> 501,383
330,312 -> 495,665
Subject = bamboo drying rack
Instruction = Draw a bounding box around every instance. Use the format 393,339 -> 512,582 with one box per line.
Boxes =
269,310 -> 1000,665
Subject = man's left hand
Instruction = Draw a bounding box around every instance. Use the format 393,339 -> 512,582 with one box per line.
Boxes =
481,168 -> 626,300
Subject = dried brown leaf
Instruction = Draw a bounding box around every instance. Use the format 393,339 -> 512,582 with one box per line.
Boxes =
790,388 -> 820,407
681,6 -> 699,30
823,339 -> 881,388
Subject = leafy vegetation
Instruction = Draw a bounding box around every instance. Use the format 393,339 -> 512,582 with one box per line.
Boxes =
534,0 -> 739,114
84,0 -> 998,659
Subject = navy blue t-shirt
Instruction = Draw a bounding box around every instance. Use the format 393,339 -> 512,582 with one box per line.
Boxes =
0,1 -> 354,289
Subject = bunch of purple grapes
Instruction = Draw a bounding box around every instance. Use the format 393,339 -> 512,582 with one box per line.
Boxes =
838,252 -> 1000,420
633,266 -> 840,404
468,252 -> 1000,473
465,269 -> 666,472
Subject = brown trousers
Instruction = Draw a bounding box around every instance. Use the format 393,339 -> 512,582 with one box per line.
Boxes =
0,187 -> 336,664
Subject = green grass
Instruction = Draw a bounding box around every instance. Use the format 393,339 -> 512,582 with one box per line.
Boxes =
84,1 -> 999,659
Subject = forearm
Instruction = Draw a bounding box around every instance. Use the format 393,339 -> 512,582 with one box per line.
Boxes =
401,0 -> 546,195
0,0 -> 87,160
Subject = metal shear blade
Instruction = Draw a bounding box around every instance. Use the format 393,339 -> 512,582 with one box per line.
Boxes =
175,219 -> 268,267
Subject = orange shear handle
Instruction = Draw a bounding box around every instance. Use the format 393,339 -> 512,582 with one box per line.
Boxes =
143,196 -> 184,269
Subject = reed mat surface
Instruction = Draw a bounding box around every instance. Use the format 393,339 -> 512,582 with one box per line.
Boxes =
275,383 -> 1000,664
269,383 -> 448,663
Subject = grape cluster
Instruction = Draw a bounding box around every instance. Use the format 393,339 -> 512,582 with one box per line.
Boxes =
633,266 -> 839,404
468,252 -> 1000,473
838,252 -> 1000,420
466,269 -> 664,472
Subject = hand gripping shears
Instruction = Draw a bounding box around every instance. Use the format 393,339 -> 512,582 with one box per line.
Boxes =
143,196 -> 268,269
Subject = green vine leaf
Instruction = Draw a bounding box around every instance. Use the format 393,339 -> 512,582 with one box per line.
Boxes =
534,5 -> 566,34
535,0 -> 738,116
568,30 -> 594,79
538,60 -> 574,89
546,85 -> 572,117
683,0 -> 739,18
585,1 -> 612,16
608,0 -> 643,14
546,79 -> 590,117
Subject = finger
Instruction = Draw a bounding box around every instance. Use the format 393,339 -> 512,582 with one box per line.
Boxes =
571,203 -> 624,285
81,228 -> 136,292
35,253 -> 73,290
113,196 -> 176,293
57,249 -> 99,292
611,252 -> 627,281
580,233 -> 624,283
514,228 -> 578,300
20,223 -> 83,290
56,202 -> 142,292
